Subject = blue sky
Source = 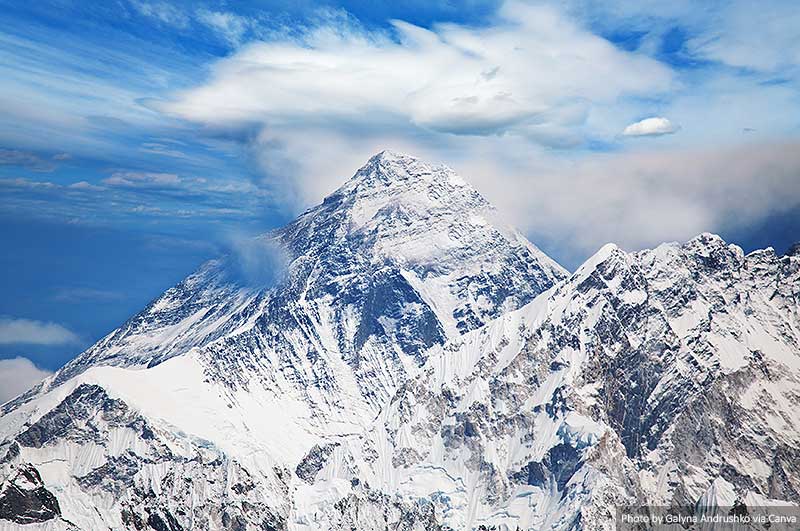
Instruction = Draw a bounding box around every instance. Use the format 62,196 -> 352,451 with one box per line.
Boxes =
0,0 -> 798,390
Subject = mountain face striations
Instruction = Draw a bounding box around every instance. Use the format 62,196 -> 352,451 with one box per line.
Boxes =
1,152 -> 798,531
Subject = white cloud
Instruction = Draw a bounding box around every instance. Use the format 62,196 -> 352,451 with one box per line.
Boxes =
0,317 -> 79,345
0,357 -> 52,404
162,1 -> 673,145
130,2 -> 257,47
622,117 -> 679,137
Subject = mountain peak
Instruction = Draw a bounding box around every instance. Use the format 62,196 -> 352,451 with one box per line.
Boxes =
33,151 -> 566,399
687,231 -> 726,247
288,152 -> 566,305
342,150 -> 470,196
370,149 -> 413,162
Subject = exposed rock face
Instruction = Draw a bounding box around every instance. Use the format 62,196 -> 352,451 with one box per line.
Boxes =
296,443 -> 340,484
1,152 -> 798,530
0,464 -> 61,524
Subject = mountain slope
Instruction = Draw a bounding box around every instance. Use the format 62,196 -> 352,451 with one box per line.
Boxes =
303,233 -> 800,530
0,151 -> 567,530
7,151 -> 565,419
1,152 -> 797,530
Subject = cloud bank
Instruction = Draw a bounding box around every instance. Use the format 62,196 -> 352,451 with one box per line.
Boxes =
461,141 -> 800,262
162,1 -> 673,147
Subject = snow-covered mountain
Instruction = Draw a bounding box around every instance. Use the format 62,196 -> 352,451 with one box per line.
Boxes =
1,152 -> 798,530
313,233 -> 800,530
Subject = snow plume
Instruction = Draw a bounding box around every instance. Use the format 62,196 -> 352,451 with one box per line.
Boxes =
225,234 -> 289,288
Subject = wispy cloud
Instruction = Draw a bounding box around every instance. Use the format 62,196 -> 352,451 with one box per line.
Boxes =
52,287 -> 125,303
0,357 -> 52,404
688,1 -> 800,73
0,148 -> 59,172
196,9 -> 254,47
224,234 -> 289,287
68,181 -> 104,191
129,1 -> 259,48
129,0 -> 190,29
0,168 -> 275,228
139,142 -> 188,159
103,171 -> 182,189
0,177 -> 57,190
0,317 -> 80,345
